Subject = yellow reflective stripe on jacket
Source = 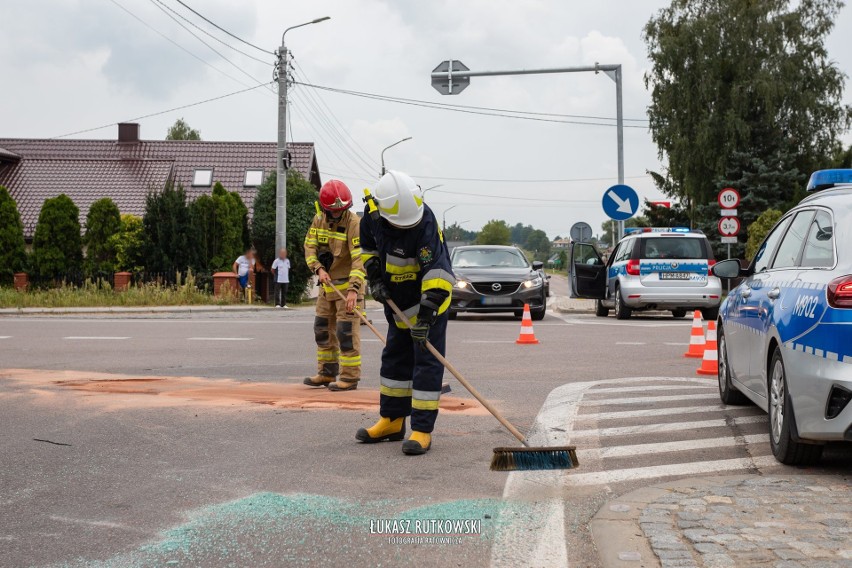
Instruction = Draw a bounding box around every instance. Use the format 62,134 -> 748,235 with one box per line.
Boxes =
392,304 -> 419,329
385,254 -> 420,276
421,268 -> 455,314
321,281 -> 350,293
306,255 -> 319,265
349,269 -> 366,281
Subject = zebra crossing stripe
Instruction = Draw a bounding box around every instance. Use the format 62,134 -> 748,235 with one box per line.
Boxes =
563,455 -> 779,487
585,384 -> 715,394
570,415 -> 767,438
581,393 -> 719,406
579,433 -> 768,460
576,404 -> 754,421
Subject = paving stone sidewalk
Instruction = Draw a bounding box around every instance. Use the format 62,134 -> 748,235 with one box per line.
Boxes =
591,475 -> 852,568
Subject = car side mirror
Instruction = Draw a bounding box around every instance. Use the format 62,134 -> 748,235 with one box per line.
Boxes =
532,261 -> 544,270
711,258 -> 742,279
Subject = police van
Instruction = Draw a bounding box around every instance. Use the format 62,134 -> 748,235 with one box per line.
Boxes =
712,169 -> 852,465
569,228 -> 722,320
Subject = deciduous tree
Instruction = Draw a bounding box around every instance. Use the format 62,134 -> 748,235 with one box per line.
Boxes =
476,220 -> 511,245
166,118 -> 201,140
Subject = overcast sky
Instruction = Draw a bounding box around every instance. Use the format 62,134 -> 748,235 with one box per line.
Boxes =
3,0 -> 852,239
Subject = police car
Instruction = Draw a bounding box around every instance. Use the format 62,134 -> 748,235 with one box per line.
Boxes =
712,169 -> 852,465
569,228 -> 722,320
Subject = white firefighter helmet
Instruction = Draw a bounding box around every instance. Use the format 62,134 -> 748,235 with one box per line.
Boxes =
373,170 -> 424,228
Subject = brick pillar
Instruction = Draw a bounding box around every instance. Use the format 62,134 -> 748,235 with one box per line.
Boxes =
114,272 -> 132,292
13,272 -> 28,292
213,272 -> 238,299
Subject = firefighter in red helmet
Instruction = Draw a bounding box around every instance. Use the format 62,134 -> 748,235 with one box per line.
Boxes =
303,180 -> 366,391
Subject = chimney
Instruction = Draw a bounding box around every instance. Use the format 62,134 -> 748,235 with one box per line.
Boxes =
118,123 -> 140,144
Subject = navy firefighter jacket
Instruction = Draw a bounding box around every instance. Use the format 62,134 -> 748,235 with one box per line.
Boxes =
360,204 -> 456,328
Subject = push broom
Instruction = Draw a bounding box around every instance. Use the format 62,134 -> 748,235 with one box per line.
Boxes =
332,287 -> 578,472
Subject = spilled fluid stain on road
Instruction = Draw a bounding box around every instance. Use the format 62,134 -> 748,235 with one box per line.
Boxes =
46,493 -> 533,568
0,368 -> 486,415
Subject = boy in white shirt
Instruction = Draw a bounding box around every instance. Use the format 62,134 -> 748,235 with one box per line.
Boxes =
232,249 -> 255,291
271,248 -> 291,308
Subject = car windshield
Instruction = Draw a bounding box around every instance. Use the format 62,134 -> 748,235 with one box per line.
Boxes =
640,237 -> 705,260
452,248 -> 528,268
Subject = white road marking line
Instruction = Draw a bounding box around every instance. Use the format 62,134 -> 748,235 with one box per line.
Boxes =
581,393 -> 719,406
0,336 -> 11,339
187,337 -> 253,341
570,415 -> 767,438
615,341 -> 646,345
587,384 -> 715,394
578,433 -> 768,460
462,340 -> 518,344
664,342 -> 688,346
575,404 -> 750,421
63,336 -> 130,340
563,455 -> 779,487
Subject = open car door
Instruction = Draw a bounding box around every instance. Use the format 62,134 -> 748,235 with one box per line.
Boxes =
569,241 -> 607,299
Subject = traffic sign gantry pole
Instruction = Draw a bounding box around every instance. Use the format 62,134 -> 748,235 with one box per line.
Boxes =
430,61 -> 625,239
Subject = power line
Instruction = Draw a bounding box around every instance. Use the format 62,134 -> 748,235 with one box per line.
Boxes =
293,81 -> 649,128
173,0 -> 273,55
158,0 -> 272,65
107,0 -> 255,89
291,68 -> 378,176
292,61 -> 380,169
427,188 -> 609,204
322,165 -> 647,184
149,0 -> 274,95
3,83 -> 272,145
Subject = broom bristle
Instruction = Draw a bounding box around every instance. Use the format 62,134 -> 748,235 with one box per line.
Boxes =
490,446 -> 579,472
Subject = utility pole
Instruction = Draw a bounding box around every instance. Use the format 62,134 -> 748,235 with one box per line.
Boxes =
430,61 -> 626,239
276,17 -> 330,254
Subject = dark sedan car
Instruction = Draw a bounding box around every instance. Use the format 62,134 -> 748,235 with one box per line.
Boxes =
449,245 -> 547,320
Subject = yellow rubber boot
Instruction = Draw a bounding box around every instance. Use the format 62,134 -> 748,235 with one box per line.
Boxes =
402,431 -> 431,455
356,417 -> 405,443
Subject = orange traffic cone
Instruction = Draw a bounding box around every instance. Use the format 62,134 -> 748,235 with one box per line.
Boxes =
516,304 -> 539,345
696,321 -> 718,376
683,310 -> 706,358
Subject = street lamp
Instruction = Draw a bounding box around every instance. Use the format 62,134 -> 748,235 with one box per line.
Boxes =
276,16 -> 331,253
380,137 -> 412,176
421,184 -> 443,197
442,205 -> 459,232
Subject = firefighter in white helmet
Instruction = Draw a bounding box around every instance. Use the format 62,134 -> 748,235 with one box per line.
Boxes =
357,171 -> 455,455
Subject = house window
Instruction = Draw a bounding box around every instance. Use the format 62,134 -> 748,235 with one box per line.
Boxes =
192,168 -> 213,187
244,169 -> 264,187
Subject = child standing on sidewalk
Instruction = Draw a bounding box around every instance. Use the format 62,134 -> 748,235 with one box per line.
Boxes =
271,248 -> 291,308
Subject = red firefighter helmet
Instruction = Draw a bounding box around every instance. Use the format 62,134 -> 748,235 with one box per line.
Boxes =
319,180 -> 353,212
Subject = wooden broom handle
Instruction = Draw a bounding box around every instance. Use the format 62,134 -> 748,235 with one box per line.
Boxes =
332,287 -> 386,345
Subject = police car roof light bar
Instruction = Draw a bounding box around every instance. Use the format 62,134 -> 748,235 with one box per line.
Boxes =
807,169 -> 852,192
623,227 -> 694,235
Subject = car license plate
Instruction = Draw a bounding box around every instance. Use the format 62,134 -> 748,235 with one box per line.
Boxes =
481,297 -> 512,306
660,272 -> 690,280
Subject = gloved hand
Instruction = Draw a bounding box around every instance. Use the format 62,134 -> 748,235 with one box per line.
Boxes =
369,280 -> 390,305
410,318 -> 430,344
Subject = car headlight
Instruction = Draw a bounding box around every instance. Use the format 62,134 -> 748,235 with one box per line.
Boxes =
523,276 -> 543,289
455,280 -> 470,289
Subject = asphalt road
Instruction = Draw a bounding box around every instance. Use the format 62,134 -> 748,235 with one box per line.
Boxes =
1,278 -> 850,567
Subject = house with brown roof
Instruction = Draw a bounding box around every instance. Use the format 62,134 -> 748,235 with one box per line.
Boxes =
0,123 -> 321,239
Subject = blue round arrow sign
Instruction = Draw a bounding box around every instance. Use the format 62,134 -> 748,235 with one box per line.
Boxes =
602,184 -> 639,221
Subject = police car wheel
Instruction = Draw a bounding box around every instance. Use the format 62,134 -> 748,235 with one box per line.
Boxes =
768,348 -> 824,466
595,300 -> 609,318
717,328 -> 748,405
614,287 -> 632,320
